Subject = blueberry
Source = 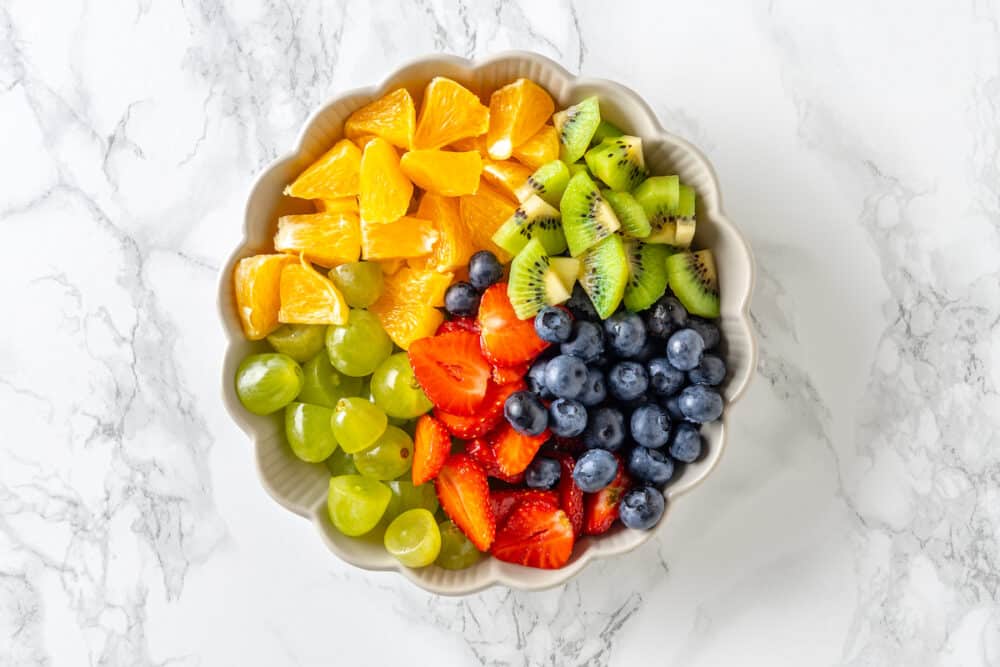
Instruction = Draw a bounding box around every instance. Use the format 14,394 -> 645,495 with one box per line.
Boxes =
644,295 -> 688,338
666,328 -> 705,371
677,385 -> 724,423
604,311 -> 647,358
647,357 -> 687,397
565,283 -> 599,321
533,306 -> 573,343
577,367 -> 607,406
468,250 -> 503,291
504,390 -> 549,435
619,486 -> 665,530
526,357 -> 553,398
444,281 -> 480,317
663,394 -> 685,421
670,422 -> 703,462
525,457 -> 561,489
630,403 -> 672,448
549,398 -> 588,437
686,316 -> 720,350
607,361 -> 649,402
573,448 -> 619,492
627,446 -> 675,486
689,354 -> 726,386
561,320 -> 604,363
544,354 -> 588,399
582,406 -> 626,451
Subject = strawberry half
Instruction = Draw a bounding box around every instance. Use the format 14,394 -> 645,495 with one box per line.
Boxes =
490,421 -> 550,477
491,499 -> 575,570
477,283 -> 549,367
465,437 -> 525,484
409,331 -> 490,416
435,454 -> 495,551
436,317 -> 480,336
491,362 -> 529,385
411,414 -> 451,485
436,380 -> 526,439
490,489 -> 559,527
555,453 -> 584,536
583,455 -> 630,536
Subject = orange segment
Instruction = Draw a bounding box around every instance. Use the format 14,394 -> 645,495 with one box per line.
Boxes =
399,150 -> 482,197
273,211 -> 361,267
417,193 -> 476,272
413,77 -> 490,150
459,182 -> 517,262
283,139 -> 361,200
370,267 -> 454,349
233,254 -> 297,340
512,125 -> 558,170
278,256 -> 349,325
449,134 -> 488,156
381,259 -> 405,275
486,79 -> 555,160
359,138 -> 413,223
345,88 -> 415,149
313,197 -> 358,213
361,216 -> 439,259
481,159 -> 532,201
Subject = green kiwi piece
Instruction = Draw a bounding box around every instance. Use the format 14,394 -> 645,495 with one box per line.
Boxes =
560,171 -> 622,257
673,184 -> 697,247
591,120 -> 623,145
567,162 -> 590,178
507,238 -> 572,320
633,175 -> 680,244
552,96 -> 601,164
578,233 -> 629,320
623,240 -> 673,312
666,249 -> 720,318
492,194 -> 567,257
602,190 -> 651,238
515,160 -> 571,207
584,136 -> 648,191
549,256 -> 580,293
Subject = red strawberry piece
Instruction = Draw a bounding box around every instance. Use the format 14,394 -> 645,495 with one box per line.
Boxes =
583,456 -> 630,536
554,453 -> 584,536
477,283 -> 549,367
411,414 -> 451,485
490,489 -> 559,527
491,362 -> 529,385
436,317 -> 480,335
434,454 -> 495,551
465,437 -> 525,485
490,421 -> 550,477
436,380 -> 526,439
408,331 -> 490,416
491,499 -> 575,570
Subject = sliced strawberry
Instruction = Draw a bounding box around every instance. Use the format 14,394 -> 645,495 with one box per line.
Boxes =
583,456 -> 630,536
477,283 -> 549,367
411,414 -> 451,485
436,317 -> 480,336
436,380 -> 526,439
491,499 -> 575,570
490,489 -> 559,526
490,421 -> 550,477
491,362 -> 529,385
554,453 -> 584,536
409,331 -> 490,416
434,454 -> 495,551
465,437 -> 525,484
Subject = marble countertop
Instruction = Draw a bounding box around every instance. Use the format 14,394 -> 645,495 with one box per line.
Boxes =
3,0 -> 998,664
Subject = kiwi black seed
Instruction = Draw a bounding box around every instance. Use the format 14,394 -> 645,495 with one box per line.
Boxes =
491,194 -> 567,257
584,135 -> 648,191
623,240 -> 672,312
665,249 -> 720,318
553,96 -> 602,164
560,171 -> 622,257
507,238 -> 572,319
515,160 -> 571,207
578,233 -> 629,320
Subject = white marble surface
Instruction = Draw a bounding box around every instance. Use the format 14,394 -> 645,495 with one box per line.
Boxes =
2,0 -> 999,664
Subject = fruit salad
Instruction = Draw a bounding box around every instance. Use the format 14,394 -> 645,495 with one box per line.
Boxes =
231,76 -> 727,571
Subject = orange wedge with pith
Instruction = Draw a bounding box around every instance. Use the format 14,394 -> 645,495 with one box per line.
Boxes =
313,197 -> 358,214
370,267 -> 453,349
345,88 -> 415,149
481,159 -> 532,202
284,139 -> 361,200
413,77 -> 490,150
416,192 -> 476,272
512,125 -> 559,170
459,182 -> 517,262
359,138 -> 413,223
486,79 -> 555,160
278,256 -> 349,326
233,254 -> 298,340
361,216 -> 439,259
273,211 -> 361,267
400,150 -> 482,197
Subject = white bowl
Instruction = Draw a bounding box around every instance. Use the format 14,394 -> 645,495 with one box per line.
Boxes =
217,51 -> 757,595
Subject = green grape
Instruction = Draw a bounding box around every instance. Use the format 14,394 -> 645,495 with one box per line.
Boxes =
353,426 -> 413,480
235,353 -> 303,415
327,475 -> 391,536
329,261 -> 384,308
297,352 -> 362,408
266,324 -> 327,362
331,397 -> 388,453
384,509 -> 441,567
387,480 -> 439,515
325,309 -> 393,377
371,353 -> 433,419
435,520 -> 482,570
325,447 -> 358,476
284,402 -> 338,462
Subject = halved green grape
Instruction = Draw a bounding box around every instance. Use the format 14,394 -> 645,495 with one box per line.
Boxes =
297,352 -> 362,408
327,475 -> 391,536
435,519 -> 482,570
266,324 -> 327,362
325,309 -> 393,377
325,447 -> 358,476
235,353 -> 303,415
284,402 -> 338,462
329,261 -> 384,308
353,426 -> 413,480
331,397 -> 388,453
384,508 -> 441,567
371,353 -> 433,419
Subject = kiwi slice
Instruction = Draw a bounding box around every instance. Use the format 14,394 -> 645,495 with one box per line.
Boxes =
578,233 -> 629,320
673,184 -> 697,247
560,171 -> 621,257
591,120 -> 623,145
552,96 -> 601,164
492,194 -> 568,257
623,240 -> 672,312
584,136 -> 648,191
603,190 -> 651,238
633,175 -> 680,244
567,162 -> 590,178
515,160 -> 571,207
507,238 -> 572,320
666,249 -> 720,318
549,256 -> 580,293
